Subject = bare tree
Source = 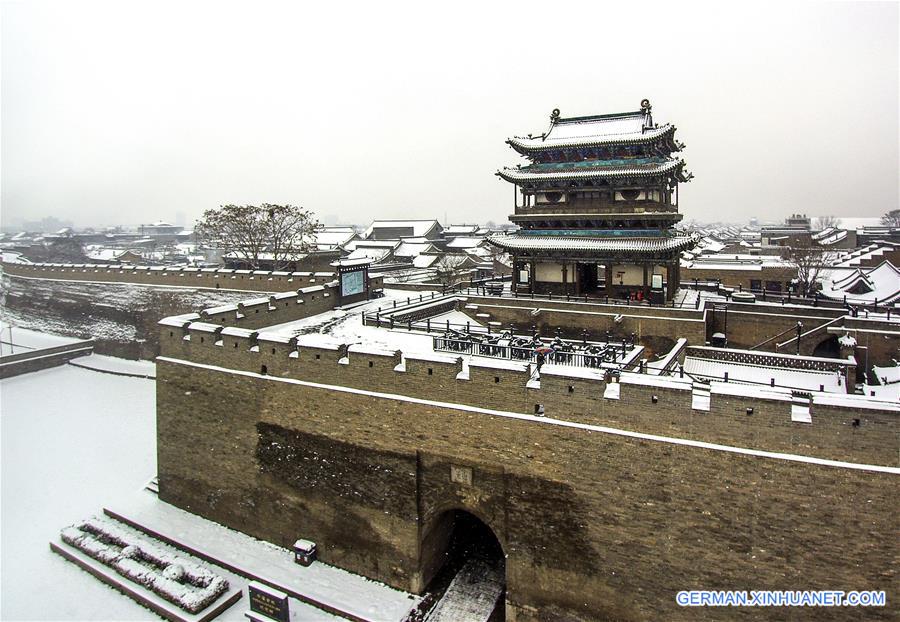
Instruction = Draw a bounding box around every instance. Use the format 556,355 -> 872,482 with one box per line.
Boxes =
881,209 -> 900,228
433,254 -> 468,287
788,237 -> 835,296
195,204 -> 317,270
814,215 -> 841,230
265,204 -> 319,270
389,264 -> 419,284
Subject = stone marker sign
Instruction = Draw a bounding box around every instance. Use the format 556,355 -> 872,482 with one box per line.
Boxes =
247,581 -> 289,622
450,464 -> 473,486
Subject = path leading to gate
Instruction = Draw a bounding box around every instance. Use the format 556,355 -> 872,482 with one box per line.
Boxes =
424,557 -> 504,622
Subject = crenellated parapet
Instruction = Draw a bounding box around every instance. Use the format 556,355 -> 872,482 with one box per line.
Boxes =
2,260 -> 337,293
158,303 -> 900,467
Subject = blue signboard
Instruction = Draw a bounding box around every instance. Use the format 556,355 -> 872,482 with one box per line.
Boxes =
341,270 -> 365,297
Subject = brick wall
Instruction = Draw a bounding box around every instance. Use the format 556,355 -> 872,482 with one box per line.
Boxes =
157,358 -> 899,621
158,326 -> 898,466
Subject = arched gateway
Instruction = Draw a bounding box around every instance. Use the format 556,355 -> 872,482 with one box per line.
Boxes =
418,509 -> 507,621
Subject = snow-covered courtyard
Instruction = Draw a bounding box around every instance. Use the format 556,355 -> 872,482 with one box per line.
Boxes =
1,363 -> 158,620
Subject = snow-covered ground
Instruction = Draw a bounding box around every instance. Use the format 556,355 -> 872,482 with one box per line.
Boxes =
1,351 -> 418,621
1,363 -> 158,620
0,319 -> 82,354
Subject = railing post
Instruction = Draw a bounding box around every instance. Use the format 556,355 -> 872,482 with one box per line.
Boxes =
466,321 -> 470,334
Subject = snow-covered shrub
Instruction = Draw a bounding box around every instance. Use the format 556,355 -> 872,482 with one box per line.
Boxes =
60,517 -> 228,613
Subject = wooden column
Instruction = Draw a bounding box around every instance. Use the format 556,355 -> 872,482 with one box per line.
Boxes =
667,261 -> 677,300
642,264 -> 649,300
605,263 -> 613,296
511,254 -> 518,293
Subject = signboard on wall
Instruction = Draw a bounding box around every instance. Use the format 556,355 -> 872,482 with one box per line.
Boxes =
341,269 -> 365,297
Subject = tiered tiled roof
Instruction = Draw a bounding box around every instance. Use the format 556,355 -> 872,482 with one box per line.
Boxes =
488,233 -> 696,254
499,102 -> 691,185
508,112 -> 679,154
498,158 -> 688,183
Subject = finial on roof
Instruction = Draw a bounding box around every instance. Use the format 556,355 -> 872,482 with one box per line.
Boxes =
550,108 -> 560,122
640,98 -> 651,112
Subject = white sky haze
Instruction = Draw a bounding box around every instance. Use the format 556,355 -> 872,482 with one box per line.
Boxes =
1,0 -> 898,228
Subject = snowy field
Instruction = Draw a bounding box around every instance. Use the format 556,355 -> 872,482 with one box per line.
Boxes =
1,363 -> 158,620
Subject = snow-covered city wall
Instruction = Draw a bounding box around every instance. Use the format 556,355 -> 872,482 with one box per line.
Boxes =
156,315 -> 899,468
2,260 -> 336,293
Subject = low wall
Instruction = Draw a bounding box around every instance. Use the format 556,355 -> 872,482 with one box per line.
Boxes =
0,340 -> 94,378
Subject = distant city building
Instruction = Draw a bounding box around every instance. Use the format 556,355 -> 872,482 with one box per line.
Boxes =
136,221 -> 192,244
785,213 -> 811,228
488,100 -> 695,301
364,220 -> 443,241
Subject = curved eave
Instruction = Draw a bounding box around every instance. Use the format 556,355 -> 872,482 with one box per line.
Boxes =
507,125 -> 677,155
496,159 -> 688,184
486,234 -> 698,254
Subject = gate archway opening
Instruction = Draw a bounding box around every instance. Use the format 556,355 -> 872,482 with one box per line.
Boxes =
812,335 -> 840,358
419,509 -> 506,620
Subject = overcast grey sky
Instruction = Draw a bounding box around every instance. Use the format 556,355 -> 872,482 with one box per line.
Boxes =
2,0 -> 898,229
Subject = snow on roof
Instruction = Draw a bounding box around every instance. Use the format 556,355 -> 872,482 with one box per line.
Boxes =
820,260 -> 900,304
313,227 -> 358,249
684,357 -> 845,393
363,220 -> 440,239
498,158 -> 684,183
445,237 -> 486,249
833,243 -> 899,267
872,363 -> 899,386
394,241 -> 438,258
1,251 -> 30,263
413,254 -> 440,268
443,225 -> 480,235
346,247 -> 391,262
489,233 -> 695,253
508,110 -> 676,152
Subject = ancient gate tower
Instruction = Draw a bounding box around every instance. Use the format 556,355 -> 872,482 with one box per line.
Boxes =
489,100 -> 695,302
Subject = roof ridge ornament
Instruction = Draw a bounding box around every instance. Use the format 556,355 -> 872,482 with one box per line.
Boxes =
543,108 -> 561,142
640,98 -> 653,131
